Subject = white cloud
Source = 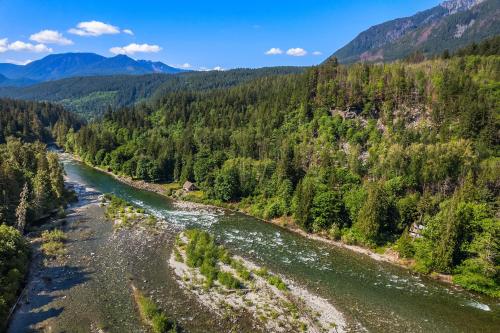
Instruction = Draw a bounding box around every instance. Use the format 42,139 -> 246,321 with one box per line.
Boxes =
0,38 -> 52,53
5,58 -> 33,65
180,63 -> 191,68
312,51 -> 322,56
109,43 -> 161,55
69,21 -> 120,36
213,66 -> 224,71
265,47 -> 283,55
0,38 -> 7,53
30,30 -> 73,45
8,41 -> 52,53
286,48 -> 307,56
122,29 -> 134,35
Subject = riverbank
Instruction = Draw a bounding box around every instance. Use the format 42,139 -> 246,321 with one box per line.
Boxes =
170,230 -> 348,333
64,153 -> 454,286
9,179 -> 260,332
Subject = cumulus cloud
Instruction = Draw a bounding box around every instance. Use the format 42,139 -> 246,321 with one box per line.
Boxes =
122,29 -> 134,35
265,47 -> 283,55
69,21 -> 120,36
180,63 -> 191,68
7,41 -> 52,53
109,43 -> 161,55
312,51 -> 322,56
213,66 -> 224,71
5,58 -> 33,65
0,38 -> 7,53
30,30 -> 73,45
286,48 -> 307,56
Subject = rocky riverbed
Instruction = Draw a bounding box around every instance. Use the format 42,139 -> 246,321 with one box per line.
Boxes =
7,182 -> 257,332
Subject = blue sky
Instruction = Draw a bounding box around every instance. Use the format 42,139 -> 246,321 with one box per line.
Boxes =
0,0 -> 441,69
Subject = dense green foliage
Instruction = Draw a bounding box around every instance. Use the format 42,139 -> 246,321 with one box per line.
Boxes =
0,225 -> 29,328
65,54 -> 499,296
0,138 -> 70,229
184,229 -> 242,289
0,98 -> 81,143
0,67 -> 304,119
0,98 -> 78,228
453,35 -> 500,57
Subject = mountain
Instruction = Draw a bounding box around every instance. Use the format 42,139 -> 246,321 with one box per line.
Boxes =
0,53 -> 186,85
331,0 -> 499,63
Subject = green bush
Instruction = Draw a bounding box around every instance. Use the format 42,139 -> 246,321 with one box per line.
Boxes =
217,271 -> 241,289
0,225 -> 30,327
41,229 -> 66,243
395,229 -> 415,259
267,275 -> 287,291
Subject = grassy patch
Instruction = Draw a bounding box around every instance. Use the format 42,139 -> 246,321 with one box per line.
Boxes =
41,229 -> 67,257
103,194 -> 157,229
134,288 -> 179,333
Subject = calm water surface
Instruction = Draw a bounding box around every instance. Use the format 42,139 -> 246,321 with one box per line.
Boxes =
62,157 -> 499,333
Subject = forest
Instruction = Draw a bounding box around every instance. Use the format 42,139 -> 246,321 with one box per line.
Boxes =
0,99 -> 79,326
0,67 -> 304,119
64,51 -> 499,297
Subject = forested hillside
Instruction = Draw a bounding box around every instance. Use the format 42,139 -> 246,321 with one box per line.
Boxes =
0,67 -> 304,119
64,52 -> 499,296
0,98 -> 82,143
0,98 -> 80,325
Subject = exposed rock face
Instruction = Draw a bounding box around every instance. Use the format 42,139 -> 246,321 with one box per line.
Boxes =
441,0 -> 485,14
329,0 -> 499,63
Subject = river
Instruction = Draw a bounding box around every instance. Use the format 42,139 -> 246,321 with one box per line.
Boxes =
9,156 -> 500,332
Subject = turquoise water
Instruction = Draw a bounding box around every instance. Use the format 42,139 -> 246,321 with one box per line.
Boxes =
63,157 -> 500,332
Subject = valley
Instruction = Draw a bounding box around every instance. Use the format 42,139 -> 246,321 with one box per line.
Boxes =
0,0 -> 498,332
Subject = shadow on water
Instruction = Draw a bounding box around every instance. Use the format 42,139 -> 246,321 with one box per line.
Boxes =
8,265 -> 91,332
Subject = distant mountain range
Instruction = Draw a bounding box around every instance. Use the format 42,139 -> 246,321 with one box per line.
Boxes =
0,53 -> 186,86
331,0 -> 499,63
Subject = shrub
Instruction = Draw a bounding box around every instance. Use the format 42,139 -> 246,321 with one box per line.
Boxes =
136,291 -> 179,333
328,225 -> 342,240
267,275 -> 287,291
395,229 -> 415,259
41,241 -> 67,257
217,271 -> 241,289
41,229 -> 66,243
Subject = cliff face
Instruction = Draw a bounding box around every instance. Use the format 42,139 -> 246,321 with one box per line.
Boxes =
330,0 -> 499,63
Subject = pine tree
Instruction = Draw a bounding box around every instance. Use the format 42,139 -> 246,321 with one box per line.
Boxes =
15,183 -> 29,233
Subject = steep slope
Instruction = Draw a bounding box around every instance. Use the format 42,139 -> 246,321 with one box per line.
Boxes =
331,0 -> 499,63
0,53 -> 185,84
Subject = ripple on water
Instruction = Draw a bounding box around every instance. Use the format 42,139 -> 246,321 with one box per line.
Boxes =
466,301 -> 491,311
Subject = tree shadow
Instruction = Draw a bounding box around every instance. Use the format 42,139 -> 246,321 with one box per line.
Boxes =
7,265 -> 91,332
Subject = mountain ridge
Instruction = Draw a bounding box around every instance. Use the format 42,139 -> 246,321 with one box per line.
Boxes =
0,52 -> 186,86
330,0 -> 499,63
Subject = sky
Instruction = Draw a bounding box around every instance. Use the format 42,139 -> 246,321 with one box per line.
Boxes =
0,0 -> 441,70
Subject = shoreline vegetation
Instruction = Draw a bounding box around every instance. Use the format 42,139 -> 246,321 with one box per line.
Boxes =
132,284 -> 180,333
101,193 -> 159,230
60,53 -> 499,299
95,185 -> 348,331
169,229 -> 346,333
66,152 -> 456,286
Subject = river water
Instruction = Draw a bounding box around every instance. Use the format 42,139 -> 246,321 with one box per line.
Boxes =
10,156 -> 499,332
